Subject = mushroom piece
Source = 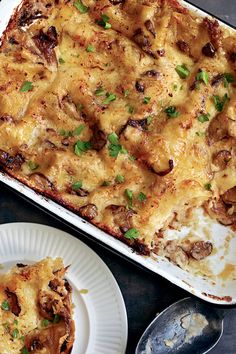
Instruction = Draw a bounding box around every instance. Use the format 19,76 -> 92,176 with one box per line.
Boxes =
202,42 -> 216,57
79,204 -> 98,220
90,125 -> 107,151
212,150 -> 232,170
176,40 -> 190,55
207,113 -> 229,145
132,28 -> 157,58
156,160 -> 174,176
0,150 -> 24,170
189,241 -> 213,261
222,187 -> 236,205
204,198 -> 235,226
164,241 -> 189,268
5,289 -> 21,316
106,205 -> 135,233
145,20 -> 156,38
29,173 -> 55,191
33,26 -> 58,64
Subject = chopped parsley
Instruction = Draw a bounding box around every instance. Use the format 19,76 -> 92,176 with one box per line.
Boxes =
1,300 -> 10,311
74,0 -> 89,13
97,14 -> 111,29
146,116 -> 153,125
58,57 -> 65,64
196,70 -> 209,85
53,314 -> 61,324
74,140 -> 91,155
138,192 -> 147,202
126,104 -> 135,114
20,81 -> 33,92
12,328 -> 19,339
164,106 -> 180,118
143,96 -> 151,104
204,183 -> 212,191
72,181 -> 83,190
108,132 -> 127,157
124,228 -> 140,240
59,124 -> 85,138
103,93 -> 116,105
197,113 -> 210,123
73,124 -> 85,135
213,93 -> 229,112
95,87 -> 105,96
175,64 -> 190,79
223,73 -> 234,87
124,89 -> 130,97
101,180 -> 110,186
28,160 -> 39,170
125,188 -> 133,207
115,174 -> 125,183
21,348 -> 29,354
86,44 -> 95,52
41,319 -> 50,327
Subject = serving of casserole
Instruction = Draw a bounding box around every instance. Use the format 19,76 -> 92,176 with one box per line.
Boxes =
0,0 -> 236,303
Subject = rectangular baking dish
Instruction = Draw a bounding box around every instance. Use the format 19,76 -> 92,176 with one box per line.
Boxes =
0,0 -> 236,305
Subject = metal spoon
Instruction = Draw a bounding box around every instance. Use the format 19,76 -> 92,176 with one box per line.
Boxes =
135,297 -> 225,354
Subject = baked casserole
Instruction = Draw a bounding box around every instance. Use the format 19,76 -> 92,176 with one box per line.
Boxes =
0,0 -> 235,267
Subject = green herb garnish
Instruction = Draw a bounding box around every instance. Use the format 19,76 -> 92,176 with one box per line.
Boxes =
28,160 -> 39,170
1,300 -> 10,311
101,180 -> 110,186
138,192 -> 147,202
12,328 -> 19,339
124,228 -> 140,240
107,133 -> 127,157
59,57 -> 65,64
95,87 -> 105,96
103,93 -> 116,105
175,64 -> 190,79
204,183 -> 212,191
53,314 -> 61,324
115,174 -> 125,183
20,81 -> 33,92
72,181 -> 83,190
126,104 -> 135,114
97,14 -> 111,29
125,188 -> 133,207
143,96 -> 151,104
21,347 -> 29,354
124,89 -> 130,97
73,124 -> 85,136
41,319 -> 50,327
213,93 -> 229,112
86,44 -> 95,53
74,0 -> 89,13
196,70 -> 209,85
197,113 -> 210,123
223,73 -> 234,87
77,103 -> 84,111
74,140 -> 91,155
146,116 -> 153,125
164,106 -> 180,118
196,131 -> 205,137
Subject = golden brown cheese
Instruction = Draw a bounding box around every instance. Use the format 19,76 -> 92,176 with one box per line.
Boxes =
0,258 -> 75,354
0,0 -> 235,260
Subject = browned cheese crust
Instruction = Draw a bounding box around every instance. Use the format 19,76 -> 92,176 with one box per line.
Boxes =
0,0 -> 235,259
0,258 -> 75,354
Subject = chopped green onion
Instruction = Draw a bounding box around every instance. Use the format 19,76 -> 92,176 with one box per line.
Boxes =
213,94 -> 229,112
204,183 -> 212,191
125,188 -> 133,206
164,106 -> 180,118
95,87 -> 105,96
58,57 -> 65,64
21,347 -> 29,354
74,140 -> 91,156
20,336 -> 25,341
86,44 -> 95,53
108,133 -> 127,157
74,0 -> 89,13
197,113 -> 210,123
103,93 -> 116,105
53,314 -> 61,324
143,96 -> 151,104
13,320 -> 18,326
223,73 -> 234,87
28,160 -> 39,170
124,89 -> 130,97
97,14 -> 111,29
124,228 -> 140,240
77,103 -> 84,111
196,70 -> 209,85
126,104 -> 135,114
146,116 -> 153,125
12,328 -> 19,339
1,300 -> 10,311
101,180 -> 110,186
175,64 -> 190,79
41,319 -> 50,327
138,192 -> 147,202
20,81 -> 33,92
73,124 -> 85,136
59,129 -> 73,137
108,132 -> 119,145
72,181 -> 83,190
115,174 -> 125,183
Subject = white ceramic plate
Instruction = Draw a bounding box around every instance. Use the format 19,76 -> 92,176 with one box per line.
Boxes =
0,223 -> 128,354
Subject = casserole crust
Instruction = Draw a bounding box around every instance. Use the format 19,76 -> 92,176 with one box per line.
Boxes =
0,258 -> 75,354
0,0 -> 235,265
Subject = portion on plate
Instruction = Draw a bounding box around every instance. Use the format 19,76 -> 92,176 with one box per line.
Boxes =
0,257 -> 75,354
0,0 -> 235,270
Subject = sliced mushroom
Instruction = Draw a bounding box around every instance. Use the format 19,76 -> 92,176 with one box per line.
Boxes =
156,160 -> 174,176
164,241 -> 189,268
127,118 -> 149,130
176,40 -> 190,55
207,113 -> 229,145
38,291 -> 57,320
189,241 -> 213,260
29,173 -> 55,191
211,73 -> 225,87
222,187 -> 236,205
5,289 -> 21,316
135,80 -> 145,93
142,70 -> 160,78
106,205 -> 135,233
132,29 -> 157,58
90,124 -> 107,151
0,150 -> 24,170
202,42 -> 216,58
18,7 -> 48,27
212,150 -> 232,170
145,20 -> 156,38
202,17 -> 222,49
204,198 -> 235,226
33,26 -> 58,64
79,204 -> 98,220
72,188 -> 89,197
109,0 -> 124,3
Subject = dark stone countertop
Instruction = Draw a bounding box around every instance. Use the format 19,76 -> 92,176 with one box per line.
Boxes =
0,1 -> 236,353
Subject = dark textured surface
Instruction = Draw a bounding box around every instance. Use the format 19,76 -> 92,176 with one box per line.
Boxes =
0,1 -> 236,353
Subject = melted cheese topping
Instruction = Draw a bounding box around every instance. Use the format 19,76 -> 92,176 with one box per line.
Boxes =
0,258 -> 74,354
0,0 -> 235,255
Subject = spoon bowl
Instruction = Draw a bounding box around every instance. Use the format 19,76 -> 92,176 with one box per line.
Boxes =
136,297 -> 224,354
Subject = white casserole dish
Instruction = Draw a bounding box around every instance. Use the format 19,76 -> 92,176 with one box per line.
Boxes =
0,0 -> 236,305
